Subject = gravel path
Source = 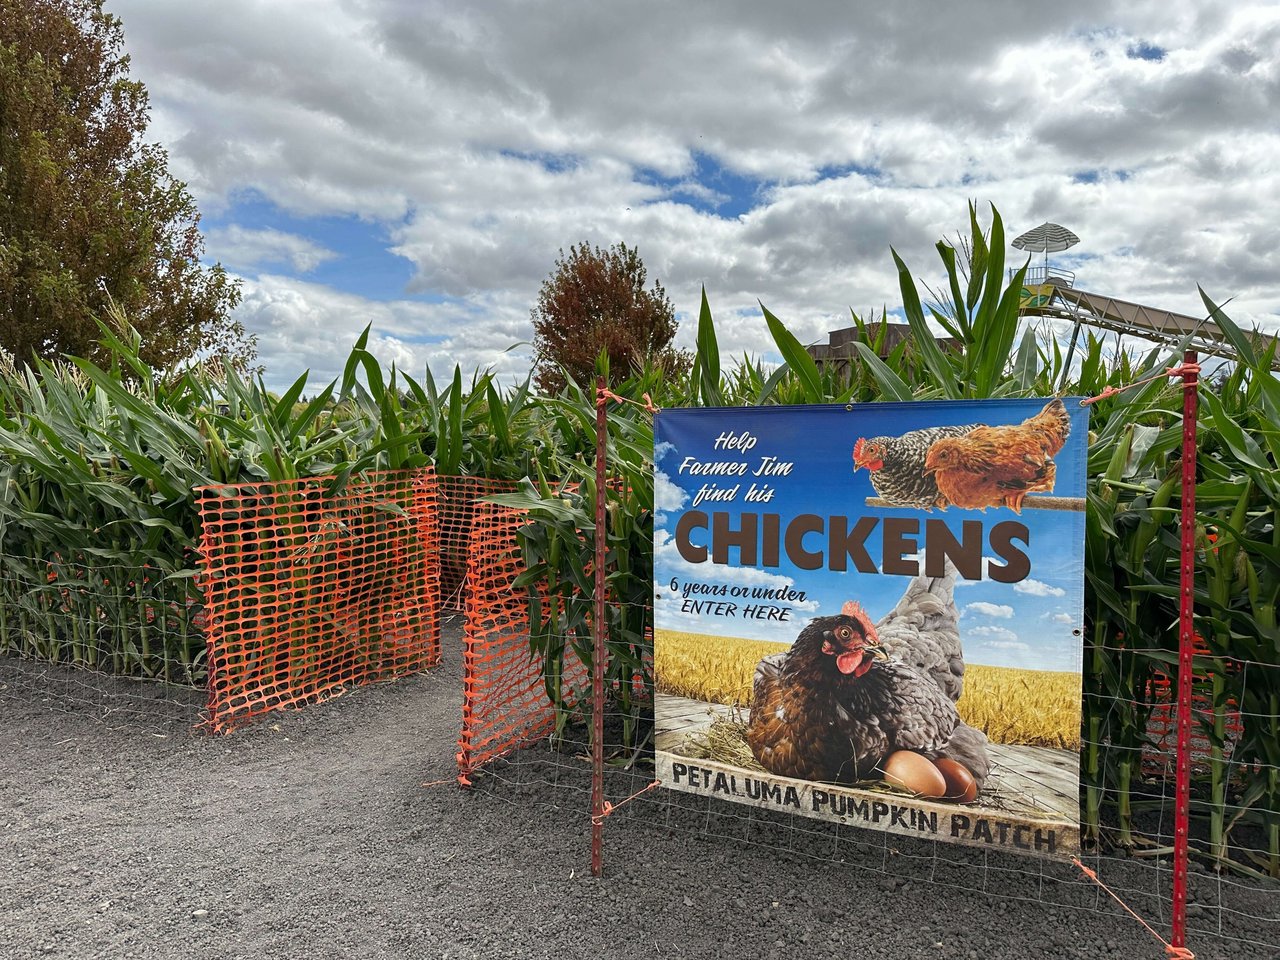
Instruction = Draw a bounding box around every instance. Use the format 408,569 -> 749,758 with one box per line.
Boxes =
2,616 -> 1275,960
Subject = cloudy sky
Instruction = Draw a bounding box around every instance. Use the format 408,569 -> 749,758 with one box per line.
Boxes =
109,0 -> 1280,390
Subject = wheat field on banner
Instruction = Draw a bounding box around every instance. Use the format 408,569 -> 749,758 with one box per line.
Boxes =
655,629 -> 1080,750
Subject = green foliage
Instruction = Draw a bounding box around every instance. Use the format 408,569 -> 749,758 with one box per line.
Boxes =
491,377 -> 655,749
0,0 -> 250,370
2,199 -> 1276,876
0,308 -> 546,680
530,241 -> 688,394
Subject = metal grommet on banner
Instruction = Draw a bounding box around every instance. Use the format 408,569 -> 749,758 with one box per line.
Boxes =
845,404 -> 854,411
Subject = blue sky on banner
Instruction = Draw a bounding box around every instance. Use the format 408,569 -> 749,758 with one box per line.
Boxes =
653,400 -> 1087,673
110,1 -> 1280,390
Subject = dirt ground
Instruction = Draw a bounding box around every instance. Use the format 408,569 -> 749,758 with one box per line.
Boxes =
2,615 -> 1276,960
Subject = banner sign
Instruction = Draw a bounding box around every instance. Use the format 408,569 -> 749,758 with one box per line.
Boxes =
653,399 -> 1087,857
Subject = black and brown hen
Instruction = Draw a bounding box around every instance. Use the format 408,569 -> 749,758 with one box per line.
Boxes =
745,602 -> 990,794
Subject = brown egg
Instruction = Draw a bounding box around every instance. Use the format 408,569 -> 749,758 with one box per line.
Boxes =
933,757 -> 979,803
881,750 -> 946,799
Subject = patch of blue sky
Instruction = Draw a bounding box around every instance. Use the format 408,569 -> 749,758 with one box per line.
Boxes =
1072,169 -> 1131,184
202,189 -> 448,305
815,161 -> 883,184
496,149 -> 583,174
1126,41 -> 1166,62
639,152 -> 768,219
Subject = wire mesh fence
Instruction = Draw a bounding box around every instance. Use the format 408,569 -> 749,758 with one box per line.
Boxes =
0,550 -> 207,725
460,639 -> 1280,957
2,448 -> 1275,955
0,551 -> 205,682
0,653 -> 207,727
456,484 -> 1280,959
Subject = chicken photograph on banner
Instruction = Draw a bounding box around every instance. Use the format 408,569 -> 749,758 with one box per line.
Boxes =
652,400 -> 1087,857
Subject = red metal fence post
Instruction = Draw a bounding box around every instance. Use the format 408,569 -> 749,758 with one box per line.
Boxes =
1172,350 -> 1199,950
591,378 -> 608,877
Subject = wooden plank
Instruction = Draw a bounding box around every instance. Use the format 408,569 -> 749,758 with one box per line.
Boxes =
655,692 -> 1081,856
655,694 -> 738,754
656,753 -> 1078,858
866,495 -> 1085,512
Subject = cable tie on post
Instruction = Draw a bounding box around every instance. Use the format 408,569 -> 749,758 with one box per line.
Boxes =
591,801 -> 614,826
590,779 -> 662,825
597,386 -> 660,414
1081,362 -> 1203,406
1080,386 -> 1121,407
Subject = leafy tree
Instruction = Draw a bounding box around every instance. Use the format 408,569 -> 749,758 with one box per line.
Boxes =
530,241 -> 687,393
0,0 -> 252,369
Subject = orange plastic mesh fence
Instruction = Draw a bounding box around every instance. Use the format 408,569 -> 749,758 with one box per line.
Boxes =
1142,634 -> 1244,776
458,500 -> 587,778
435,475 -> 518,608
195,468 -> 441,732
1144,691 -> 1243,776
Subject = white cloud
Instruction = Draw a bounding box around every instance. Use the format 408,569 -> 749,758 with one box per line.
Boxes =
1013,579 -> 1069,598
967,625 -> 1021,644
205,225 -> 338,273
654,470 -> 688,513
1046,611 -> 1075,624
232,274 -> 532,387
963,602 -> 1015,619
979,639 -> 1032,652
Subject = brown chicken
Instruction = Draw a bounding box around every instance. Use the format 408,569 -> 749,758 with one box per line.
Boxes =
745,599 -> 989,795
923,399 -> 1071,513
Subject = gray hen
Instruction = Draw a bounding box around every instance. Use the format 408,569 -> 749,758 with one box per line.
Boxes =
875,563 -> 965,702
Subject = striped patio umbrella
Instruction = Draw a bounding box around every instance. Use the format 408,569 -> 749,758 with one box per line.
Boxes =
1013,222 -> 1080,283
1012,222 -> 1080,253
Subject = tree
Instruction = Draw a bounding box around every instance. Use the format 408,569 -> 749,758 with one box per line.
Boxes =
0,0 -> 252,370
530,241 -> 687,393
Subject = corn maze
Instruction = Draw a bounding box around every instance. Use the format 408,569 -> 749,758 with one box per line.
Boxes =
2,217 -> 1278,957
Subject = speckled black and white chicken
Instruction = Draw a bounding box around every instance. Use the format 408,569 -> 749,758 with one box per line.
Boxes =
852,424 -> 980,510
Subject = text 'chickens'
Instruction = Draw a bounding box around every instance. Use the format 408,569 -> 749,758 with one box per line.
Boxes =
673,511 -> 1031,583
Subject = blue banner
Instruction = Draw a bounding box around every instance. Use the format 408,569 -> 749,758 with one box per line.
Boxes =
653,398 -> 1086,857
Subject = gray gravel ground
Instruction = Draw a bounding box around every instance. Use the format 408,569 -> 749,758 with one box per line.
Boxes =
2,615 -> 1276,960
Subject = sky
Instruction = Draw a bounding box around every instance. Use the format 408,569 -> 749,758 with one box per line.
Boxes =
107,0 -> 1280,391
653,400 -> 1088,673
